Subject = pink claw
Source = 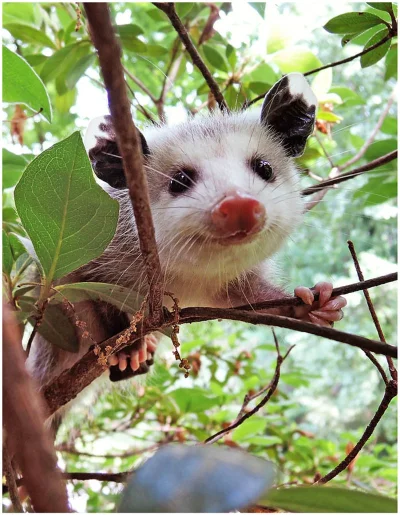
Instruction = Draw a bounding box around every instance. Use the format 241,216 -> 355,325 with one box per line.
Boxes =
118,355 -> 128,372
308,312 -> 333,327
322,296 -> 347,311
313,282 -> 333,307
311,309 -> 344,322
130,352 -> 140,371
294,286 -> 314,305
108,354 -> 118,366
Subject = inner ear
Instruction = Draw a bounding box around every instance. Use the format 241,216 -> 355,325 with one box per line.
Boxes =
260,73 -> 317,157
87,115 -> 150,189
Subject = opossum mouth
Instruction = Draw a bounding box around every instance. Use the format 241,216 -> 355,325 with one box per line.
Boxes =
211,230 -> 260,246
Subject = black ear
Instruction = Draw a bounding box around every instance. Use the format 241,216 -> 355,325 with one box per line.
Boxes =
86,115 -> 150,189
260,73 -> 317,157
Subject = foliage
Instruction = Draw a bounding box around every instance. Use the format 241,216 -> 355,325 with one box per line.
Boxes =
2,1 -> 397,513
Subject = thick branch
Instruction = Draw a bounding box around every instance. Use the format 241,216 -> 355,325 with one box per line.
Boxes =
3,304 -> 69,513
302,150 -> 397,196
84,3 -> 163,323
153,2 -> 228,111
316,379 -> 397,484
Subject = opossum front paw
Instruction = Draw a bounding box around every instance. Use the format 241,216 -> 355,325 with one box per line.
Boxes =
108,333 -> 158,382
294,282 -> 347,327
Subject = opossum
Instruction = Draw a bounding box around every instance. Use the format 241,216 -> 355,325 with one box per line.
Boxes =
27,73 -> 346,396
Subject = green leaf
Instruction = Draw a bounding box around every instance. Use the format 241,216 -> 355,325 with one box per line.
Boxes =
18,297 -> 79,352
170,388 -> 221,413
203,44 -> 229,72
2,150 -> 30,189
40,42 -> 91,83
3,3 -> 39,26
3,231 -> 13,275
311,68 -> 332,98
226,44 -> 237,69
114,24 -> 144,37
175,2 -> 194,19
3,23 -> 57,49
361,28 -> 391,67
9,233 -> 27,261
119,444 -> 275,513
263,486 -> 398,513
248,62 -> 277,84
145,44 -> 169,57
381,116 -> 397,135
366,3 -> 394,13
232,417 -> 268,442
3,45 -> 52,122
54,89 -> 77,114
66,53 -> 96,90
248,81 -> 272,95
249,2 -> 265,18
119,35 -> 147,54
53,282 -> 145,316
24,54 -> 48,67
316,110 -> 343,123
324,12 -> 385,34
365,138 -> 397,161
14,132 -> 119,282
272,48 -> 322,74
385,44 -> 397,80
330,86 -> 366,106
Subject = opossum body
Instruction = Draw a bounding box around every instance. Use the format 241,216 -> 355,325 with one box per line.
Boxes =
27,73 -> 346,392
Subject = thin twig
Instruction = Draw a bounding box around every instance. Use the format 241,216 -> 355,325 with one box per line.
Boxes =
3,445 -> 24,512
153,2 -> 228,111
314,132 -> 335,168
56,443 -> 160,459
315,379 -> 397,484
243,32 -> 396,109
204,331 -> 294,444
348,241 -> 397,382
338,89 -> 397,172
123,66 -> 158,103
302,150 -> 397,197
84,3 -> 164,323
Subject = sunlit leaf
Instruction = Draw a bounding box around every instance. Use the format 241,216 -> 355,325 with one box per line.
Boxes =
272,48 -> 322,74
4,23 -> 57,49
324,12 -> 385,34
203,44 -> 229,72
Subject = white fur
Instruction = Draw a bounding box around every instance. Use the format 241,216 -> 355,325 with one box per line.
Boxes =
287,72 -> 317,107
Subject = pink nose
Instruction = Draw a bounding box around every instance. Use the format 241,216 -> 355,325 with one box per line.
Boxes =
211,193 -> 266,236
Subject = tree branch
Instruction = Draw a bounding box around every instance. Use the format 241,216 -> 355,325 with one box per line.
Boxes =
3,304 -> 69,512
348,241 -> 397,382
302,150 -> 397,197
204,330 -> 294,444
153,2 -> 228,111
315,379 -> 397,484
3,446 -> 24,513
337,89 -> 397,172
83,3 -> 164,324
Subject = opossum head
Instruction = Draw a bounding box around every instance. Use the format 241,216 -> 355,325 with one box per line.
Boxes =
86,73 -> 317,287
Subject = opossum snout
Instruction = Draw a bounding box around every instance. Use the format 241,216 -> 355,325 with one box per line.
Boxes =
211,192 -> 266,237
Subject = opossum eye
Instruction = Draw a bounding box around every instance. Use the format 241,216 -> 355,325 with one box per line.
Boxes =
169,169 -> 196,195
250,158 -> 274,182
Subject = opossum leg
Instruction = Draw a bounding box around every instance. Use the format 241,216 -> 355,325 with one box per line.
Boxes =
294,281 -> 347,327
108,333 -> 159,382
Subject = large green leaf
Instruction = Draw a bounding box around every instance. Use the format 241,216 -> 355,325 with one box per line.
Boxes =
263,486 -> 397,513
3,23 -> 57,49
361,28 -> 391,67
119,444 -> 276,513
170,388 -> 222,413
3,45 -> 52,122
14,132 -> 119,282
324,12 -> 385,34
